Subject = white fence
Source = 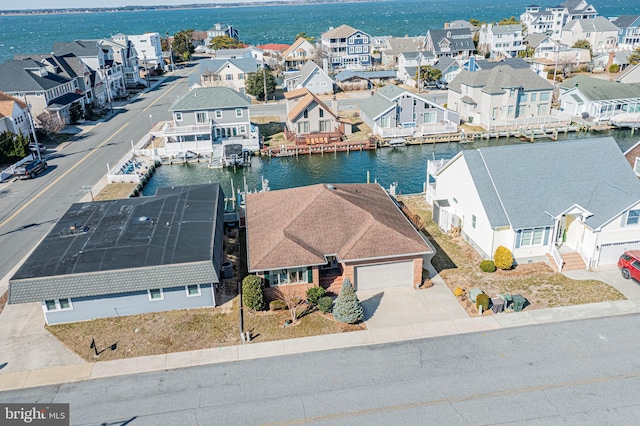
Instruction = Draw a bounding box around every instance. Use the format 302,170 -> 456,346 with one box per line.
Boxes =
375,122 -> 458,138
1,154 -> 35,182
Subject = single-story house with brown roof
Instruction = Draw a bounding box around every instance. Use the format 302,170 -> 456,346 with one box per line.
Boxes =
245,183 -> 432,291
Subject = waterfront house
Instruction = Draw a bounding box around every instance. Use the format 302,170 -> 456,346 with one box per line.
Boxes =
558,75 -> 640,123
52,40 -> 127,101
159,86 -> 259,156
213,48 -> 263,62
334,70 -> 396,91
8,184 -> 225,325
103,35 -> 147,89
609,15 -> 640,51
0,59 -> 84,126
283,61 -> 334,95
433,57 -> 462,84
359,84 -> 459,139
524,34 -> 560,59
284,88 -> 351,144
245,183 -> 431,291
282,38 -> 318,70
447,65 -> 554,130
0,92 -> 31,138
199,57 -> 263,94
424,28 -> 475,60
560,16 -> 619,55
206,23 -> 239,41
426,138 -> 640,270
520,1 -> 598,41
128,32 -> 165,72
529,48 -> 591,78
320,24 -> 372,70
255,43 -> 291,69
478,24 -> 525,59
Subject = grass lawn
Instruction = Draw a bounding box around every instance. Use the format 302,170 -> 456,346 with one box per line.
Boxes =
47,299 -> 363,362
397,195 -> 625,316
94,183 -> 137,201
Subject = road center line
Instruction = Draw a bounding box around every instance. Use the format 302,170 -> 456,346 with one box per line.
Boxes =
0,123 -> 129,229
143,75 -> 186,112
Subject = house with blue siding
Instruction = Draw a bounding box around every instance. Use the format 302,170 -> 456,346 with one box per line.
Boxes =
8,184 -> 225,325
610,15 -> 640,50
426,138 -> 640,270
320,24 -> 371,70
359,84 -> 459,139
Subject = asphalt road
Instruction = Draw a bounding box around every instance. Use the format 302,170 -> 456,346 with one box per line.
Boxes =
2,314 -> 640,425
0,68 -> 195,284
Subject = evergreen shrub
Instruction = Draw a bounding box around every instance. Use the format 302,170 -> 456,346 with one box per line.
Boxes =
479,260 -> 496,273
242,275 -> 265,311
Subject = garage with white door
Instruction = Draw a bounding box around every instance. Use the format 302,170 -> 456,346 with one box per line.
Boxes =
597,240 -> 640,266
354,260 -> 415,290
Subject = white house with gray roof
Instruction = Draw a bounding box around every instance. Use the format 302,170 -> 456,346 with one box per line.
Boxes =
558,75 -> 640,123
158,86 -> 259,156
560,16 -> 619,54
8,184 -> 225,325
427,138 -> 640,270
283,61 -> 334,95
447,65 -> 554,129
478,24 -> 525,59
199,57 -> 263,94
359,84 -> 459,138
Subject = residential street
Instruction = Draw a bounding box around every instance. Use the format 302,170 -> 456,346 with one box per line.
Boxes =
2,314 -> 640,425
0,68 -> 195,288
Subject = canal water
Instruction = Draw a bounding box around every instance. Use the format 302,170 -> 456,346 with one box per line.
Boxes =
142,130 -> 640,198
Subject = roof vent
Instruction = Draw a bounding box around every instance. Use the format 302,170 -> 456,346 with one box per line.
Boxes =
326,184 -> 336,190
138,216 -> 150,222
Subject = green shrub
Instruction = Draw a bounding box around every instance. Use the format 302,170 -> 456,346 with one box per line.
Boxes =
476,293 -> 490,312
318,296 -> 334,314
242,275 -> 265,311
609,64 -> 620,73
479,260 -> 496,273
332,278 -> 364,323
493,246 -> 514,270
269,300 -> 286,311
306,286 -> 326,305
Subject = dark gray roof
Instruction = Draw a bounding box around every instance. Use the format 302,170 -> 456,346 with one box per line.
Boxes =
52,40 -> 103,58
610,15 -> 640,29
47,92 -> 84,110
475,58 -> 531,70
9,184 -> 225,304
427,28 -> 474,55
448,138 -> 640,230
334,70 -> 396,82
0,60 -> 73,93
433,57 -> 458,73
169,87 -> 251,112
448,65 -> 551,94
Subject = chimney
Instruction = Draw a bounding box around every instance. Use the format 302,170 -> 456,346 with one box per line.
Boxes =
606,51 -> 615,72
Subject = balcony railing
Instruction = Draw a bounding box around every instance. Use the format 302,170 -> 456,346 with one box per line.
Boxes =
161,122 -> 212,136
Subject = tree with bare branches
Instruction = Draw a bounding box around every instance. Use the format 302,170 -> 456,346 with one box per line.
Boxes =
273,285 -> 304,324
36,113 -> 64,141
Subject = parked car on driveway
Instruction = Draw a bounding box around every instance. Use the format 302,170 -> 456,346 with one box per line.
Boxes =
13,158 -> 48,179
618,250 -> 640,280
29,143 -> 46,155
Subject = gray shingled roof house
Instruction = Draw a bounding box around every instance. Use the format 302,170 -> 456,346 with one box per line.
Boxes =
9,184 -> 226,325
429,138 -> 640,270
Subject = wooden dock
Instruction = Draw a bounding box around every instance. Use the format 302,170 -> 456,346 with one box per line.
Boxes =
261,139 -> 376,157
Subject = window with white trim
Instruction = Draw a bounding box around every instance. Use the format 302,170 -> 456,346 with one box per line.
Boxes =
520,228 -> 544,246
186,285 -> 201,297
175,112 -> 182,121
148,288 -> 164,300
627,209 -> 640,226
44,298 -> 73,312
196,112 -> 208,124
235,108 -> 243,117
215,110 -> 222,119
239,125 -> 246,134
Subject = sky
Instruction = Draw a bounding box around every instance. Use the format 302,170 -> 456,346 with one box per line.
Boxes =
0,0 -> 277,11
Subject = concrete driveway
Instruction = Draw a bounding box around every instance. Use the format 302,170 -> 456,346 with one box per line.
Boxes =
563,267 -> 640,302
357,278 -> 467,331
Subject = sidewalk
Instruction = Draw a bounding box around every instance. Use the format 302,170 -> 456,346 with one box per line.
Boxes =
2,266 -> 639,392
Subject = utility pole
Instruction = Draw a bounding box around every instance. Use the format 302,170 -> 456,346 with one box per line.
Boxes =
262,65 -> 268,104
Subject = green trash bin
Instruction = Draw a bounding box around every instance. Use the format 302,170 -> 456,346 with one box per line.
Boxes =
512,294 -> 526,312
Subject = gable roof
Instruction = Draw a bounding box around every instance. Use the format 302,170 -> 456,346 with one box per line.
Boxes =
169,87 -> 251,112
287,90 -> 337,122
427,28 -> 474,54
448,65 -> 552,94
334,70 -> 396,82
322,24 -> 363,39
0,60 -> 73,93
200,57 -> 262,75
245,183 -> 431,271
490,24 -> 523,34
525,33 -> 556,48
440,138 -> 640,230
475,58 -> 532,70
9,184 -> 225,304
610,15 -> 640,29
359,92 -> 395,121
625,141 -> 640,173
282,38 -> 315,57
384,37 -> 421,54
564,16 -> 619,33
559,75 -> 640,101
0,91 -> 27,117
256,43 -> 290,52
52,40 -> 104,58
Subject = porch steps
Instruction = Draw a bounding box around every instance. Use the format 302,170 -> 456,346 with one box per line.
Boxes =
546,252 -> 587,272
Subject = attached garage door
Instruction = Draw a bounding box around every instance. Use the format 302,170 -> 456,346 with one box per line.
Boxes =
354,261 -> 414,291
597,240 -> 640,266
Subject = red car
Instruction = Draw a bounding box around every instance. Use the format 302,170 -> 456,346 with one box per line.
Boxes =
618,250 -> 640,280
